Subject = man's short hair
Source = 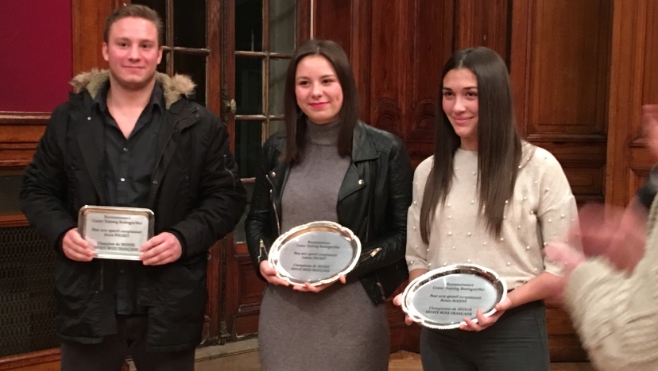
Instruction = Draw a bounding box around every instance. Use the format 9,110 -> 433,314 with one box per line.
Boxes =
104,4 -> 164,46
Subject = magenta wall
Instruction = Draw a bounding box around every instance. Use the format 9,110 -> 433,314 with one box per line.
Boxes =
0,0 -> 72,112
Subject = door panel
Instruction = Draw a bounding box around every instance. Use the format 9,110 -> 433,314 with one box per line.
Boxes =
607,0 -> 658,206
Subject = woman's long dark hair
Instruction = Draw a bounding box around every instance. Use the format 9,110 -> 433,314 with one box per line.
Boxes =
281,39 -> 360,164
420,47 -> 522,243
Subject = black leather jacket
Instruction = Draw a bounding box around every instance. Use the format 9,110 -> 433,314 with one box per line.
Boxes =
245,122 -> 412,304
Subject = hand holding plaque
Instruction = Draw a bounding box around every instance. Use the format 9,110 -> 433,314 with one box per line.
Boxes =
78,205 -> 154,261
401,264 -> 507,330
268,221 -> 361,286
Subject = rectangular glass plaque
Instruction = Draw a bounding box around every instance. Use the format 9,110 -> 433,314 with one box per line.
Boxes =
78,205 -> 154,260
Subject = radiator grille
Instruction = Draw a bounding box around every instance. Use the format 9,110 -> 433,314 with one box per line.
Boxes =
0,226 -> 58,357
0,171 -> 23,215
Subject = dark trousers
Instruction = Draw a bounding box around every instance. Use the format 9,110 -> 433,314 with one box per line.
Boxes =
60,316 -> 195,371
420,300 -> 550,371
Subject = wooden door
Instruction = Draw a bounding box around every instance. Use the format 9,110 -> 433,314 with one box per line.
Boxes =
222,0 -> 311,340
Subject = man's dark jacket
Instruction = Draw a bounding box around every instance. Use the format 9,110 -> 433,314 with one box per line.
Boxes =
19,70 -> 246,352
245,122 -> 412,304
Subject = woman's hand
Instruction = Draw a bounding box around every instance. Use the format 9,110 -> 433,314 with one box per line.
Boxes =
292,275 -> 347,293
393,293 -> 415,326
259,260 -> 290,286
459,297 -> 512,331
392,268 -> 429,326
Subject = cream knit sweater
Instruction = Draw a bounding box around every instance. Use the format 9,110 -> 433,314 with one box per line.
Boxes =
406,143 -> 578,289
565,198 -> 658,371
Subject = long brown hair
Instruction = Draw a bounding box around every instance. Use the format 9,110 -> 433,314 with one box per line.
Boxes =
282,39 -> 359,164
420,47 -> 522,243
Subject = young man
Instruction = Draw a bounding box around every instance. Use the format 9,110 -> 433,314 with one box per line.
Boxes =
19,5 -> 246,371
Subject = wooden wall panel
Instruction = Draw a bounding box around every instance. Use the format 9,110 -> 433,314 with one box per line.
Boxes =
314,0 -> 372,128
642,0 -> 658,107
367,0 -> 454,165
368,0 -> 411,138
313,0 -> 352,51
405,0 -> 454,147
606,0 -> 656,206
509,0 -> 613,361
541,142 -> 608,203
528,1 -> 610,137
71,0 -> 119,75
510,0 -> 611,203
0,114 -> 48,169
454,0 -> 510,61
512,0 -> 611,139
313,0 -> 455,352
225,243 -> 265,339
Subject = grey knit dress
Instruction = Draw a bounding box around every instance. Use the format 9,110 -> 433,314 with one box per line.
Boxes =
258,121 -> 390,371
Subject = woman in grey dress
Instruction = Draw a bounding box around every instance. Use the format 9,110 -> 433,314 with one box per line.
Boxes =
245,39 -> 413,371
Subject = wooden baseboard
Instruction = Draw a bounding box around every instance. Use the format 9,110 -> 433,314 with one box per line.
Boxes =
0,349 -> 129,371
0,349 -> 60,371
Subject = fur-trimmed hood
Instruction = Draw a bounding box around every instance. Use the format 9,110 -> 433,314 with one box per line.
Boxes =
69,69 -> 195,109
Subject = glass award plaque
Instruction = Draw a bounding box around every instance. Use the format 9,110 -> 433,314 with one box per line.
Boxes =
78,205 -> 154,260
268,221 -> 361,286
401,264 -> 507,329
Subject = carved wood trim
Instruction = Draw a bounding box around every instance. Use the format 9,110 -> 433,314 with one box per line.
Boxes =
350,0 -> 372,123
0,113 -> 50,126
207,0 -> 222,116
0,215 -> 28,228
0,112 -> 49,169
525,133 -> 607,142
297,0 -> 312,43
203,240 -> 222,345
606,0 -> 650,206
509,0 -> 531,133
0,349 -> 60,371
630,166 -> 651,200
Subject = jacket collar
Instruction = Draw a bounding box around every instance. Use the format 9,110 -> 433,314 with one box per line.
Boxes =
69,69 -> 195,109
350,121 -> 378,162
67,70 -> 198,205
269,121 -> 379,167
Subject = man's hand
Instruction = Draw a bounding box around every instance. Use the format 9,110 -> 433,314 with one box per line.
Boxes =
140,232 -> 182,266
62,228 -> 94,261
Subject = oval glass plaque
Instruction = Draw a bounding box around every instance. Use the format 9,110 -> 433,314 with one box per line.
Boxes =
401,264 -> 507,329
268,221 -> 361,286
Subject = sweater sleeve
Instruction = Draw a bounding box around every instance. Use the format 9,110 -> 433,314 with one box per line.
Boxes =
405,157 -> 432,272
535,148 -> 580,276
565,239 -> 658,370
